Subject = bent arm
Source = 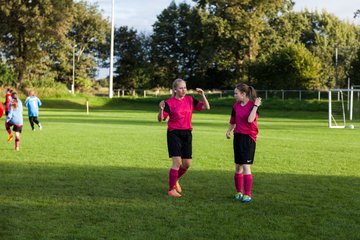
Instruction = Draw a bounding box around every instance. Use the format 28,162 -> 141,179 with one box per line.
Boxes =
157,109 -> 164,122
158,100 -> 165,122
248,97 -> 262,123
196,88 -> 210,110
201,94 -> 210,110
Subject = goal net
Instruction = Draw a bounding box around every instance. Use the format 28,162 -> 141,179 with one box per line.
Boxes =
329,88 -> 360,128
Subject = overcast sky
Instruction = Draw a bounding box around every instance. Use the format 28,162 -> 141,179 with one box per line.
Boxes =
85,0 -> 359,32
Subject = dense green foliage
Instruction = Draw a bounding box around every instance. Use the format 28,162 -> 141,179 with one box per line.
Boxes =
0,0 -> 109,91
0,1 -> 359,92
250,43 -> 322,89
114,1 -> 360,90
0,97 -> 359,239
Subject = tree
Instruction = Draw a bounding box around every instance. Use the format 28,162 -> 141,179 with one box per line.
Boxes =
113,26 -> 151,89
55,0 -> 109,89
0,0 -> 74,87
194,0 -> 295,86
150,2 -> 213,88
297,10 -> 359,88
349,49 -> 360,85
0,62 -> 16,86
355,9 -> 360,19
0,1 -> 109,90
250,43 -> 322,90
150,2 -> 187,87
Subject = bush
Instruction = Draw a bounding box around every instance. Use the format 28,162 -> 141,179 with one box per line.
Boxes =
0,62 -> 16,87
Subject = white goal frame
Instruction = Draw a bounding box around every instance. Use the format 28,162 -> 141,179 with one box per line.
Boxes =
328,89 -> 346,128
329,88 -> 360,128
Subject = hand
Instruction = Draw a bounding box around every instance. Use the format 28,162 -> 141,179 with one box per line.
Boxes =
255,97 -> 262,107
159,100 -> 165,110
226,131 -> 231,139
196,88 -> 204,96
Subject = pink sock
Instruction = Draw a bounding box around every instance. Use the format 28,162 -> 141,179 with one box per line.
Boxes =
244,174 -> 253,197
169,168 -> 178,191
234,173 -> 243,193
178,166 -> 188,179
15,136 -> 20,149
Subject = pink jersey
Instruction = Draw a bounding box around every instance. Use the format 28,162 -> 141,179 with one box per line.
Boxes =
230,100 -> 259,141
163,96 -> 204,131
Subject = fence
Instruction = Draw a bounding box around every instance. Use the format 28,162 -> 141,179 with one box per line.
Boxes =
109,89 -> 360,101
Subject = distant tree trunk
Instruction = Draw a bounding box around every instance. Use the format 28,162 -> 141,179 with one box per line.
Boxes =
17,66 -> 24,88
16,28 -> 27,88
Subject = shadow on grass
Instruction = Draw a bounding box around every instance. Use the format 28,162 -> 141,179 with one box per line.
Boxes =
0,162 -> 359,240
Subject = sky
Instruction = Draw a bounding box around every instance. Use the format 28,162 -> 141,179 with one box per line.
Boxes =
84,0 -> 359,78
86,0 -> 359,32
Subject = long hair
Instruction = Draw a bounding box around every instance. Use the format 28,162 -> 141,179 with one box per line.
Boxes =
172,78 -> 185,96
235,83 -> 257,101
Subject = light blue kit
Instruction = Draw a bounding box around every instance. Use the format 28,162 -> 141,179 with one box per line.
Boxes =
25,96 -> 42,117
7,99 -> 23,125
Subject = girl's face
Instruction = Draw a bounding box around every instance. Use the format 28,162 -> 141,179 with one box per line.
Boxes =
234,88 -> 246,102
175,81 -> 187,98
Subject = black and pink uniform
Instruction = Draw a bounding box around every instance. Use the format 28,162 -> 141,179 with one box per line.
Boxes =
163,96 -> 204,131
230,100 -> 259,198
163,96 -> 204,192
163,96 -> 203,158
230,100 -> 259,142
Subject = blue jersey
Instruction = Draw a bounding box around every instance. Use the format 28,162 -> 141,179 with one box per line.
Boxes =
25,96 -> 42,117
7,99 -> 23,125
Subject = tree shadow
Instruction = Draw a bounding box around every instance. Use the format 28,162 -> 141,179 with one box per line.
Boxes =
0,162 -> 358,240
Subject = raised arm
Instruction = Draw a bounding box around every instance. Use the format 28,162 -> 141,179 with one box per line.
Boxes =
196,88 -> 210,110
157,100 -> 165,122
248,97 -> 262,123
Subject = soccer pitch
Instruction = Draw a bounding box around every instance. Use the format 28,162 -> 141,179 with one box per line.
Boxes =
0,98 -> 359,239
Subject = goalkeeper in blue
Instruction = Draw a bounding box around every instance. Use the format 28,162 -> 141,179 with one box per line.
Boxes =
25,91 -> 42,131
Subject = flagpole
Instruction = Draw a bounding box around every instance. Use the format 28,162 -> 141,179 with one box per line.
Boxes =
109,0 -> 115,98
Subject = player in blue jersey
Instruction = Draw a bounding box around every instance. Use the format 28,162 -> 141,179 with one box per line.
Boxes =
6,94 -> 23,151
25,91 -> 42,131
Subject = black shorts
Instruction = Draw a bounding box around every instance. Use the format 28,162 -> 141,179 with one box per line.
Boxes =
7,122 -> 23,133
167,130 -> 192,159
233,133 -> 256,165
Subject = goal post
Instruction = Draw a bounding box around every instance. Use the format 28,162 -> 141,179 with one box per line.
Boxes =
329,88 -> 360,128
328,90 -> 346,128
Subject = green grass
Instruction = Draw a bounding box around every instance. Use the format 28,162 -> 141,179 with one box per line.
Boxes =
0,97 -> 359,240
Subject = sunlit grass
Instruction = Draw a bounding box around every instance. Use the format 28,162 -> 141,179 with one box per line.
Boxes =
0,97 -> 359,239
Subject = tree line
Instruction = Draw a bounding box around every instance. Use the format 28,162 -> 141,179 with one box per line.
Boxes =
1,0 -> 360,92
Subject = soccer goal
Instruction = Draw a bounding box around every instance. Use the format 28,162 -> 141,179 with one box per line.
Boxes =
329,88 -> 360,128
328,90 -> 346,128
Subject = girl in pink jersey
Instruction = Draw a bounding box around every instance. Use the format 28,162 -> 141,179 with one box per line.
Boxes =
226,83 -> 262,203
158,79 -> 210,197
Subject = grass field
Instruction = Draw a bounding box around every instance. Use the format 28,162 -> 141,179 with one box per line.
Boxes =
0,97 -> 359,240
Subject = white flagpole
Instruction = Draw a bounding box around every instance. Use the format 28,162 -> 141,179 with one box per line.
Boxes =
109,0 -> 115,98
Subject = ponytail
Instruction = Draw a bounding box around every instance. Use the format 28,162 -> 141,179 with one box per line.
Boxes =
248,86 -> 257,101
235,83 -> 257,100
